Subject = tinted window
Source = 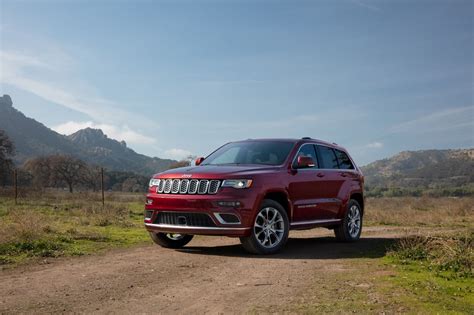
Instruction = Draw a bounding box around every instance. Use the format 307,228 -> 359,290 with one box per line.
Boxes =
335,149 -> 354,169
202,141 -> 295,166
317,146 -> 339,169
293,144 -> 318,168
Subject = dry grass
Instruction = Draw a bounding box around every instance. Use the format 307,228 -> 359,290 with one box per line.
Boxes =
365,197 -> 474,227
390,233 -> 473,278
0,190 -> 148,266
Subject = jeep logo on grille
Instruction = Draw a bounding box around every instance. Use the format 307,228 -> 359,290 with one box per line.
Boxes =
181,174 -> 192,178
177,216 -> 187,225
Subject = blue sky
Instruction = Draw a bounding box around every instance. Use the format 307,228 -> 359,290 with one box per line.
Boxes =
0,0 -> 472,165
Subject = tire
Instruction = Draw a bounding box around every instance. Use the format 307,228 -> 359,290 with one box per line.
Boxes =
240,199 -> 289,255
334,199 -> 363,242
149,232 -> 194,249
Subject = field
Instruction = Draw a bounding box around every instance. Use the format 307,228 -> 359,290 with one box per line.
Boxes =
0,191 -> 473,313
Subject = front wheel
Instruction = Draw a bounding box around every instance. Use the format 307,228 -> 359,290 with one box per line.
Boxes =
334,200 -> 363,242
149,232 -> 194,248
240,199 -> 289,255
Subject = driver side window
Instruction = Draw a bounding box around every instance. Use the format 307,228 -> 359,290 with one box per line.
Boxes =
293,144 -> 319,169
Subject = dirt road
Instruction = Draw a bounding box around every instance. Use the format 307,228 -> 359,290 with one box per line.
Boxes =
0,226 -> 419,314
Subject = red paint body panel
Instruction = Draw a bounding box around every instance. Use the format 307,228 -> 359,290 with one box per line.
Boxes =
144,138 -> 364,237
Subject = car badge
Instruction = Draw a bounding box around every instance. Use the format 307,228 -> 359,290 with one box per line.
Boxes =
181,174 -> 192,178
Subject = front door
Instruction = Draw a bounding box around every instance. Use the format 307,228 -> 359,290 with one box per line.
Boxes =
288,144 -> 335,221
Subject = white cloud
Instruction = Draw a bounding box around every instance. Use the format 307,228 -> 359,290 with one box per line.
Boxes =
53,121 -> 155,145
164,148 -> 193,160
365,141 -> 383,149
1,47 -> 159,150
390,106 -> 474,134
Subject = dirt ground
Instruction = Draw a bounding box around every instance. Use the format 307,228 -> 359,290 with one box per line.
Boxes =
0,226 -> 438,314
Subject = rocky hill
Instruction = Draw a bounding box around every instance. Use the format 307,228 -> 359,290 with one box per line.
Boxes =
0,94 -> 175,175
362,149 -> 474,195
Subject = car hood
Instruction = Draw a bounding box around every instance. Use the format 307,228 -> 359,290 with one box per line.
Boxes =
154,165 -> 282,179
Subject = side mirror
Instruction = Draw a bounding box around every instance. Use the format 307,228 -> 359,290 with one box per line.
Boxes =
297,156 -> 315,168
195,157 -> 205,166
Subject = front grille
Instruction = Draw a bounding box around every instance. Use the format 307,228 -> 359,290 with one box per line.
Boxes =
155,179 -> 221,195
155,212 -> 216,227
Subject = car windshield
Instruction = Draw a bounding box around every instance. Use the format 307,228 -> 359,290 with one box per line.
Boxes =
201,141 -> 295,166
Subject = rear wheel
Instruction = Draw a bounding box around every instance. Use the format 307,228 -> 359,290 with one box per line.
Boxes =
335,200 -> 362,242
149,232 -> 194,248
240,199 -> 289,255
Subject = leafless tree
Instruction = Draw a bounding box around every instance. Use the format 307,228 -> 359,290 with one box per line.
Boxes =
0,129 -> 14,186
24,155 -> 89,193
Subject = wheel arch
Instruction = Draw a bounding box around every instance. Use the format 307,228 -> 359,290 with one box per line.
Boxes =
262,190 -> 293,221
350,192 -> 364,216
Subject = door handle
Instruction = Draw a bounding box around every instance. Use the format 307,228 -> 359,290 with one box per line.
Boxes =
339,172 -> 348,177
316,172 -> 325,178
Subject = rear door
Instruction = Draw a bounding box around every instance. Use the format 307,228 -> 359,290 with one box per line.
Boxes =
314,145 -> 344,218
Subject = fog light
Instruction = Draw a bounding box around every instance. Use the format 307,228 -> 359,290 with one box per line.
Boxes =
146,199 -> 153,205
144,210 -> 153,219
217,201 -> 241,207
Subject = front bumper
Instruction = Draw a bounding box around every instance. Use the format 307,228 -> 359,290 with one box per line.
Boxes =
144,189 -> 258,237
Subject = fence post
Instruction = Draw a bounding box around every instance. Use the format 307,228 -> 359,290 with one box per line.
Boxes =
13,169 -> 18,205
101,167 -> 105,207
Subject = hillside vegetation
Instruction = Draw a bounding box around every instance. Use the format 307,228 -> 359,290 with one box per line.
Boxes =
362,149 -> 474,197
0,95 -> 175,176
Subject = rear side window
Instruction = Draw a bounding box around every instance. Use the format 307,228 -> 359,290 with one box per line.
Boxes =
293,144 -> 319,168
317,146 -> 339,169
335,150 -> 354,170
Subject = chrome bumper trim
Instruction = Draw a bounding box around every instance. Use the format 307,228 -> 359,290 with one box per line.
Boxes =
145,223 -> 250,231
291,218 -> 341,227
213,213 -> 241,225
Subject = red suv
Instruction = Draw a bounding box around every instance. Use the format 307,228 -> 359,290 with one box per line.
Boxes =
145,138 -> 364,254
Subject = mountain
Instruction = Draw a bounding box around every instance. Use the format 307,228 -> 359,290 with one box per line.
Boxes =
0,94 -> 175,175
361,149 -> 474,196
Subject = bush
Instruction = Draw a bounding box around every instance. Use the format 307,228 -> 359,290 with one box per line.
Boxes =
390,233 -> 473,278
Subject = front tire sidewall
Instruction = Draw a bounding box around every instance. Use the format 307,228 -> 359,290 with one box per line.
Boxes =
240,199 -> 289,255
149,232 -> 194,249
335,200 -> 362,242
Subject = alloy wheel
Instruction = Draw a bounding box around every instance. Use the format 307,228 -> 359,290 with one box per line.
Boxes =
254,207 -> 285,248
347,205 -> 361,238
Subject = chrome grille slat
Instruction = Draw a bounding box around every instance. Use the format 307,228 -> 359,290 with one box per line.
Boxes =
179,179 -> 189,194
188,179 -> 198,194
208,180 -> 220,194
163,179 -> 172,193
198,180 -> 209,194
171,179 -> 181,194
157,179 -> 165,193
156,179 -> 220,195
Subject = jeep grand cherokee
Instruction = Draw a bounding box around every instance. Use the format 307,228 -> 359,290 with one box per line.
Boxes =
145,138 -> 364,254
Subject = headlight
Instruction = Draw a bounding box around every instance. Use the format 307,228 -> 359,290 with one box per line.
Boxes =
221,179 -> 253,189
149,178 -> 160,187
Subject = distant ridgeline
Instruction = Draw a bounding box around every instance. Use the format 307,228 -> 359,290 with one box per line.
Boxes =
0,94 -> 176,177
361,149 -> 474,197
